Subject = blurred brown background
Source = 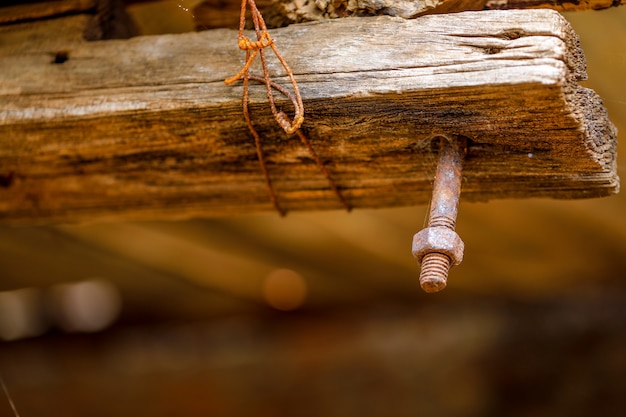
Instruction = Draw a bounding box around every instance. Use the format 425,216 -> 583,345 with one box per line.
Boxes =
1,2 -> 626,416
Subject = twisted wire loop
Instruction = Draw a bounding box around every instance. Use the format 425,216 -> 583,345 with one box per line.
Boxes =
224,0 -> 303,135
224,0 -> 351,216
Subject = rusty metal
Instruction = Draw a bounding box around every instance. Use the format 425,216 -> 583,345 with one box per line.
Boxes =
412,136 -> 467,293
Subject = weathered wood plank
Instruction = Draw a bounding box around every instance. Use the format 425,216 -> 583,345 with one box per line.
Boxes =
0,9 -> 618,223
485,0 -> 625,11
258,0 -> 625,26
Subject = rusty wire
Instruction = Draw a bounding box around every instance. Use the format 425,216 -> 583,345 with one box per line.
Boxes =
224,0 -> 350,215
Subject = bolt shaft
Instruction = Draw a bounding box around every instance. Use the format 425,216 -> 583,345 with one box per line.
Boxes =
418,136 -> 466,292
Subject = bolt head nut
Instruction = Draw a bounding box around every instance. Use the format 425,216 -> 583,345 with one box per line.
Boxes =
412,226 -> 464,266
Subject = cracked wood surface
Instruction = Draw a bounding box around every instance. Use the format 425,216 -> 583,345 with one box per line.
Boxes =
0,9 -> 618,222
216,0 -> 626,28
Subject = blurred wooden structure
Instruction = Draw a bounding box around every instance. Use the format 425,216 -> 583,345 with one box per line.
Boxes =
0,1 -> 618,222
2,296 -> 626,417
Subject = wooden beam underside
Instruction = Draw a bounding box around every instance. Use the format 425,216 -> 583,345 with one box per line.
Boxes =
0,9 -> 618,222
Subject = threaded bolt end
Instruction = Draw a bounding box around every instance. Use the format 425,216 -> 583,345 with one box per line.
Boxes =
419,252 -> 451,293
429,215 -> 456,230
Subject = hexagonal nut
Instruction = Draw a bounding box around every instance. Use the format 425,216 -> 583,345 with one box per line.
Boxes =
412,226 -> 464,266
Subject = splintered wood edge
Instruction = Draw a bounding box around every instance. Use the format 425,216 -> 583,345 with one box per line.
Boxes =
0,9 -> 619,223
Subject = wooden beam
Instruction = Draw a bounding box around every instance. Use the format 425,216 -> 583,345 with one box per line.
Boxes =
254,0 -> 626,26
484,0 -> 626,12
0,9 -> 618,223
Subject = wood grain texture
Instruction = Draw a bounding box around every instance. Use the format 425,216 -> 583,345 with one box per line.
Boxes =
264,0 -> 625,25
0,9 -> 618,222
484,0 -> 625,11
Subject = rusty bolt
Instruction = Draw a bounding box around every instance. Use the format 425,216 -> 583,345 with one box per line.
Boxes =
412,226 -> 464,266
412,136 -> 467,293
